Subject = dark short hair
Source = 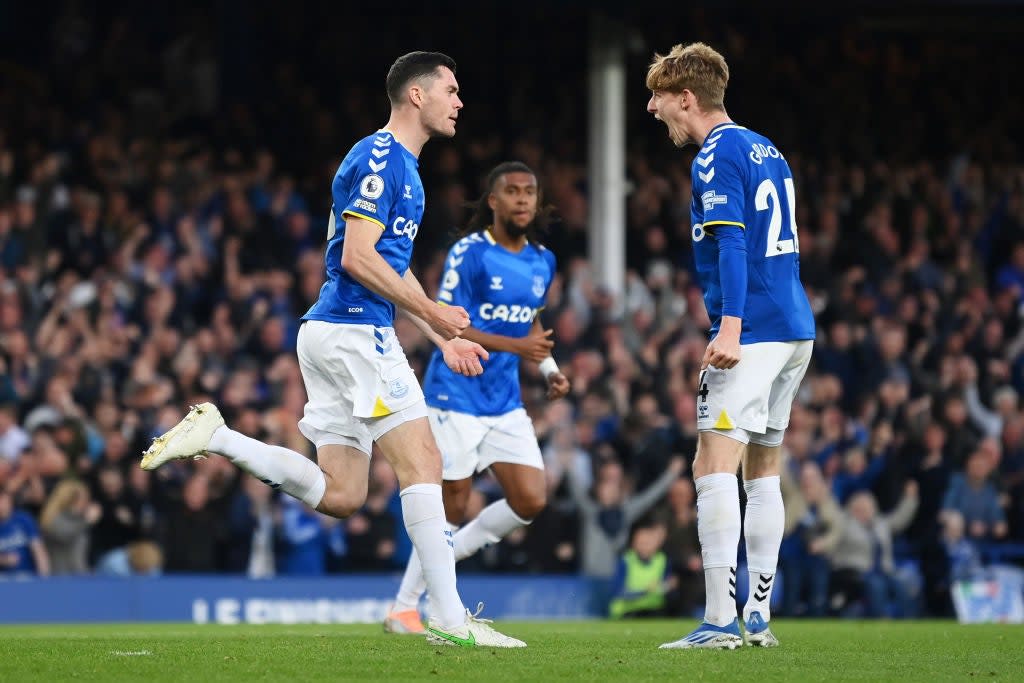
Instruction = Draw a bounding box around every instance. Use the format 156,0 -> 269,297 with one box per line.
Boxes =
386,52 -> 457,105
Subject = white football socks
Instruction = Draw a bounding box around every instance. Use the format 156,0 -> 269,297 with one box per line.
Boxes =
400,483 -> 465,629
208,426 -> 326,508
454,498 -> 530,560
742,475 -> 784,622
394,499 -> 530,613
696,472 -> 741,627
393,539 -> 428,613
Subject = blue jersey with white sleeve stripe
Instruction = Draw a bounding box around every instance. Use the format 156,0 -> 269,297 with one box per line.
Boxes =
303,131 -> 424,327
422,230 -> 557,416
690,122 -> 815,343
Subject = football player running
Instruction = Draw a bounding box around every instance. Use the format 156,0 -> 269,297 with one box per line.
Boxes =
141,52 -> 523,648
385,162 -> 569,633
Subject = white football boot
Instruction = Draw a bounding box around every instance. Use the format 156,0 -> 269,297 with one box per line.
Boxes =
744,611 -> 780,647
659,619 -> 744,650
140,403 -> 224,470
425,603 -> 526,648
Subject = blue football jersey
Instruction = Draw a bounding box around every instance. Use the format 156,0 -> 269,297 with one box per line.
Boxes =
0,510 -> 39,574
690,122 -> 816,343
422,231 -> 557,416
303,131 -> 424,327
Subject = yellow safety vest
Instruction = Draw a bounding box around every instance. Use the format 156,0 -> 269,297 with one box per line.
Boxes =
608,550 -> 667,618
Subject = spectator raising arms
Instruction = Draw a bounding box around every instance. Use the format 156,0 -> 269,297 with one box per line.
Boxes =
830,482 -> 919,618
40,480 -> 100,575
568,456 -> 683,580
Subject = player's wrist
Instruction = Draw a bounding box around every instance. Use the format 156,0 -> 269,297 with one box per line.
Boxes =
719,315 -> 743,334
417,296 -> 442,321
509,337 -> 529,355
539,356 -> 560,380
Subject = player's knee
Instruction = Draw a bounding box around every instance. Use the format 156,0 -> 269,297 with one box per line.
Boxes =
692,453 -> 733,480
318,485 -> 367,519
693,430 -> 746,479
691,458 -> 712,480
744,441 -> 782,479
508,489 -> 546,521
390,449 -> 442,488
407,453 -> 442,486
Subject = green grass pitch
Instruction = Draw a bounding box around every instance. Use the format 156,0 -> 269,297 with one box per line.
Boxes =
0,620 -> 1020,682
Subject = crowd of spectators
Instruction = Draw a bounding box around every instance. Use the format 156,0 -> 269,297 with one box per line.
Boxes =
1,3 -> 1022,618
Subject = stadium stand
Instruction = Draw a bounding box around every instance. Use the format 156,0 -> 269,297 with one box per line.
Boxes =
0,2 -> 1021,620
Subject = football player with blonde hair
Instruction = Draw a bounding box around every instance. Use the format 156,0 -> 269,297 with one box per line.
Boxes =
648,43 -> 816,649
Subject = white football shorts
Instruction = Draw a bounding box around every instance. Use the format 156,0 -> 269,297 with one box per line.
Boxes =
427,406 -> 544,481
296,320 -> 426,456
696,340 -> 813,445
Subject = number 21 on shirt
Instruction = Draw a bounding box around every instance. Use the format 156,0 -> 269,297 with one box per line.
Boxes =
756,177 -> 800,258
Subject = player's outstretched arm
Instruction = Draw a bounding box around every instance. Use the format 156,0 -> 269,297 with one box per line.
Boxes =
341,217 -> 468,339
461,318 -> 553,362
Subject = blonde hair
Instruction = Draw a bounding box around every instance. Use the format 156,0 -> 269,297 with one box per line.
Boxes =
40,479 -> 87,530
646,43 -> 729,111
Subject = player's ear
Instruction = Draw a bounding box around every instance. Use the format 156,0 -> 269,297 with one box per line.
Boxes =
408,83 -> 424,108
487,193 -> 498,211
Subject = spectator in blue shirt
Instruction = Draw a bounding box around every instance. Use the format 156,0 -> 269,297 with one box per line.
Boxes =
833,445 -> 887,505
941,510 -> 984,582
941,445 -> 1008,542
276,497 -> 344,576
995,242 -> 1024,300
0,489 -> 50,576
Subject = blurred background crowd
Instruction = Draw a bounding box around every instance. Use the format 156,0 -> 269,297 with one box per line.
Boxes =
0,2 -> 1022,619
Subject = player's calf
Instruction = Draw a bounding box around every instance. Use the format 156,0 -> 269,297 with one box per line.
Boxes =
505,488 -> 546,520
